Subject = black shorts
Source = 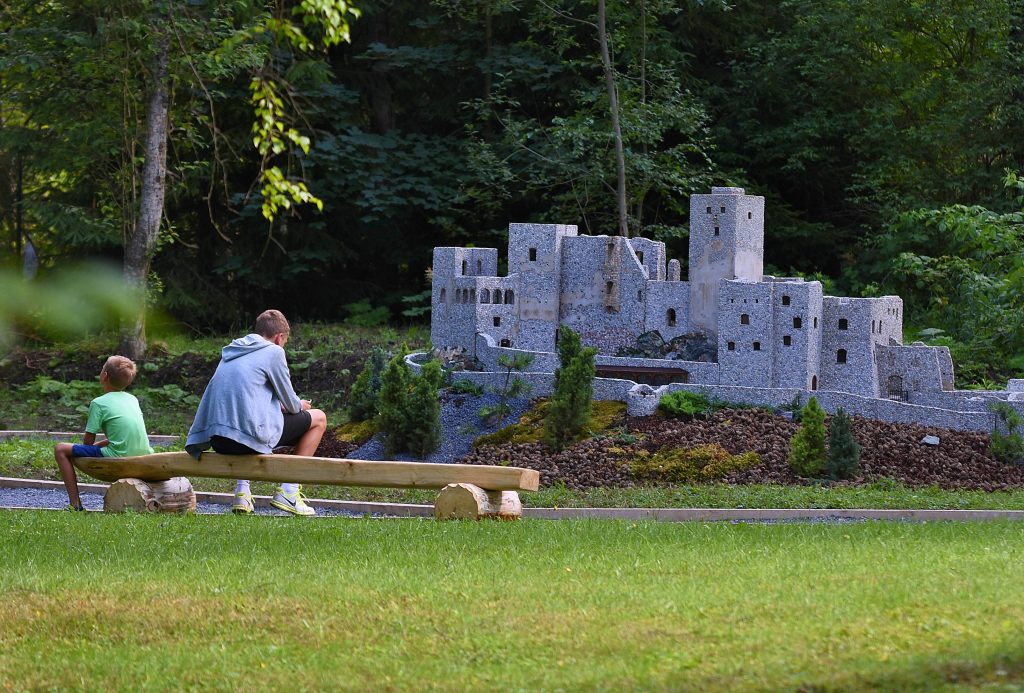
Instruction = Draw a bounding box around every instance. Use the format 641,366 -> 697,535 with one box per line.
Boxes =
210,411 -> 312,455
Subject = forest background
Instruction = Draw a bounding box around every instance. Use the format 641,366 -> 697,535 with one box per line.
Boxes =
2,0 -> 1023,386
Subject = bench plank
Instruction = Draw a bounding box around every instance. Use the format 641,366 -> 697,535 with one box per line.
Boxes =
73,451 -> 540,492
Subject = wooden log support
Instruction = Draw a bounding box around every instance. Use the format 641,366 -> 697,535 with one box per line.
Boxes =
434,483 -> 523,521
103,477 -> 196,514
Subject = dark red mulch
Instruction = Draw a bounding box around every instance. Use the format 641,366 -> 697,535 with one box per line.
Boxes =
313,428 -> 359,459
459,408 -> 1024,492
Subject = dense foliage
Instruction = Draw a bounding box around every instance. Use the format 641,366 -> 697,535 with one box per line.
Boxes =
825,408 -> 861,480
788,397 -> 827,477
3,1 -> 1023,382
545,325 -> 597,451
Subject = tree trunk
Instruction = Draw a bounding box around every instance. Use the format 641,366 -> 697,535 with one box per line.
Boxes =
598,0 -> 629,238
118,32 -> 170,360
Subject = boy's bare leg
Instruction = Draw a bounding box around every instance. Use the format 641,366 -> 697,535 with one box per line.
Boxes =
292,409 -> 327,457
54,443 -> 82,508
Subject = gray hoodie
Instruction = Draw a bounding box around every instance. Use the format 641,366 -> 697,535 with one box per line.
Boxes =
185,334 -> 303,458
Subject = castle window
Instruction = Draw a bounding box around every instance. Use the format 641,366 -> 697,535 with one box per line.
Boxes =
783,335 -> 791,346
837,349 -> 847,364
505,289 -> 514,304
879,320 -> 883,332
440,288 -> 446,303
667,309 -> 677,327
529,248 -> 537,261
461,260 -> 467,275
740,314 -> 749,325
727,342 -> 735,351
637,251 -> 644,264
720,206 -> 726,213
481,289 -> 490,304
838,318 -> 848,330
500,339 -> 511,347
813,317 -> 818,328
871,320 -> 875,333
476,260 -> 482,274
811,375 -> 818,390
607,242 -> 615,260
493,316 -> 501,327
469,289 -> 476,303
755,299 -> 759,304
753,342 -> 761,351
730,298 -> 735,303
637,290 -> 643,302
782,295 -> 791,306
793,317 -> 802,329
606,281 -> 614,295
706,206 -> 712,214
714,226 -> 720,237
748,211 -> 752,219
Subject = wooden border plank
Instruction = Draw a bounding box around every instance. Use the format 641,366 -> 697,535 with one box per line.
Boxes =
72,452 -> 540,491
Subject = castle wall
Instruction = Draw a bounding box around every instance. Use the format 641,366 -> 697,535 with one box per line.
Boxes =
643,280 -> 691,339
768,278 -> 823,390
818,296 -> 900,397
430,247 -> 499,350
717,280 -> 774,387
688,187 -> 765,335
559,235 -> 647,354
875,344 -> 951,405
628,237 -> 666,280
507,223 -> 577,352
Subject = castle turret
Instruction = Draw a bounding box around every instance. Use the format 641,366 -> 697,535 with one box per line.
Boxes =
507,223 -> 577,351
688,187 -> 765,337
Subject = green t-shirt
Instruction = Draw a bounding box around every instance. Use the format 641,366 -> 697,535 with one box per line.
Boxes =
85,391 -> 154,458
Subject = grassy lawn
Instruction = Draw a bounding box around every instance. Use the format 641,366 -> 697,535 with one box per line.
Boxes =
1,512 -> 1023,691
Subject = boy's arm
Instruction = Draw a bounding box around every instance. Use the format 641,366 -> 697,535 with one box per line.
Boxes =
267,347 -> 304,414
81,432 -> 109,447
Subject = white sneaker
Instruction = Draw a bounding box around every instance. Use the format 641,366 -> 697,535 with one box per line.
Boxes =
270,486 -> 316,517
231,491 -> 255,514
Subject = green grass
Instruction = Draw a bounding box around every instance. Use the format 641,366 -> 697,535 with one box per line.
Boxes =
1,513 -> 1023,691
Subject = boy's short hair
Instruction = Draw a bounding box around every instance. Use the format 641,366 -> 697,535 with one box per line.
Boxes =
102,356 -> 137,390
255,309 -> 290,339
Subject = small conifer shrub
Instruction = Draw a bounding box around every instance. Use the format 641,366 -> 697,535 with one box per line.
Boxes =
788,396 -> 827,477
377,354 -> 445,458
825,408 -> 861,480
377,352 -> 413,455
347,347 -> 387,422
658,390 -> 715,419
544,326 -> 597,451
989,401 -> 1024,465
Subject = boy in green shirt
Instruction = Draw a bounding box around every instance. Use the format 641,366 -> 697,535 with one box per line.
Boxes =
54,355 -> 154,510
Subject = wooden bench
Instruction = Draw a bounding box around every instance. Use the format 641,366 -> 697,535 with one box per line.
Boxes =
73,452 -> 540,520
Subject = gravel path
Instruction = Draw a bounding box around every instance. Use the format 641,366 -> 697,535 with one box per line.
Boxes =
0,487 -> 367,517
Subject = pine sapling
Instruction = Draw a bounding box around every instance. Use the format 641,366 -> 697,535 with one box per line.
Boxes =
377,352 -> 412,455
788,396 -> 827,477
825,407 -> 861,480
347,346 -> 387,422
545,325 -> 597,452
406,360 -> 444,458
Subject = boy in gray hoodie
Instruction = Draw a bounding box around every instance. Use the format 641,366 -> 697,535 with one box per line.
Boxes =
185,310 -> 326,515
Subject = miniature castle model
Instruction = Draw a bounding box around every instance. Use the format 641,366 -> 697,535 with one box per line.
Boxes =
427,187 -> 1020,432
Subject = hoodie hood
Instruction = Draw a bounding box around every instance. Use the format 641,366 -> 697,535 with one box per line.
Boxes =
221,333 -> 275,362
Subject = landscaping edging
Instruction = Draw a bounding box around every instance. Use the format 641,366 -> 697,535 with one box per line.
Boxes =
4,476 -> 1024,522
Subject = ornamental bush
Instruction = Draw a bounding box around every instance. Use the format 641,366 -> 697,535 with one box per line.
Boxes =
658,390 -> 715,418
825,408 -> 861,480
347,347 -> 387,422
788,397 -> 827,477
377,353 -> 444,458
544,326 -> 597,452
989,401 -> 1024,465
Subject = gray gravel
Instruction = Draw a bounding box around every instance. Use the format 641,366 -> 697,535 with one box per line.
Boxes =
0,487 -> 366,517
347,392 -> 530,463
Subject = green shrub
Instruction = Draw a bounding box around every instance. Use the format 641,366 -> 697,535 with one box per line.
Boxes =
347,347 -> 387,422
544,326 -> 597,451
788,397 -> 827,477
630,444 -> 761,483
479,352 -> 534,424
989,401 -> 1024,465
377,354 -> 444,458
474,399 -> 624,448
449,379 -> 484,396
825,408 -> 861,480
659,390 -> 715,418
